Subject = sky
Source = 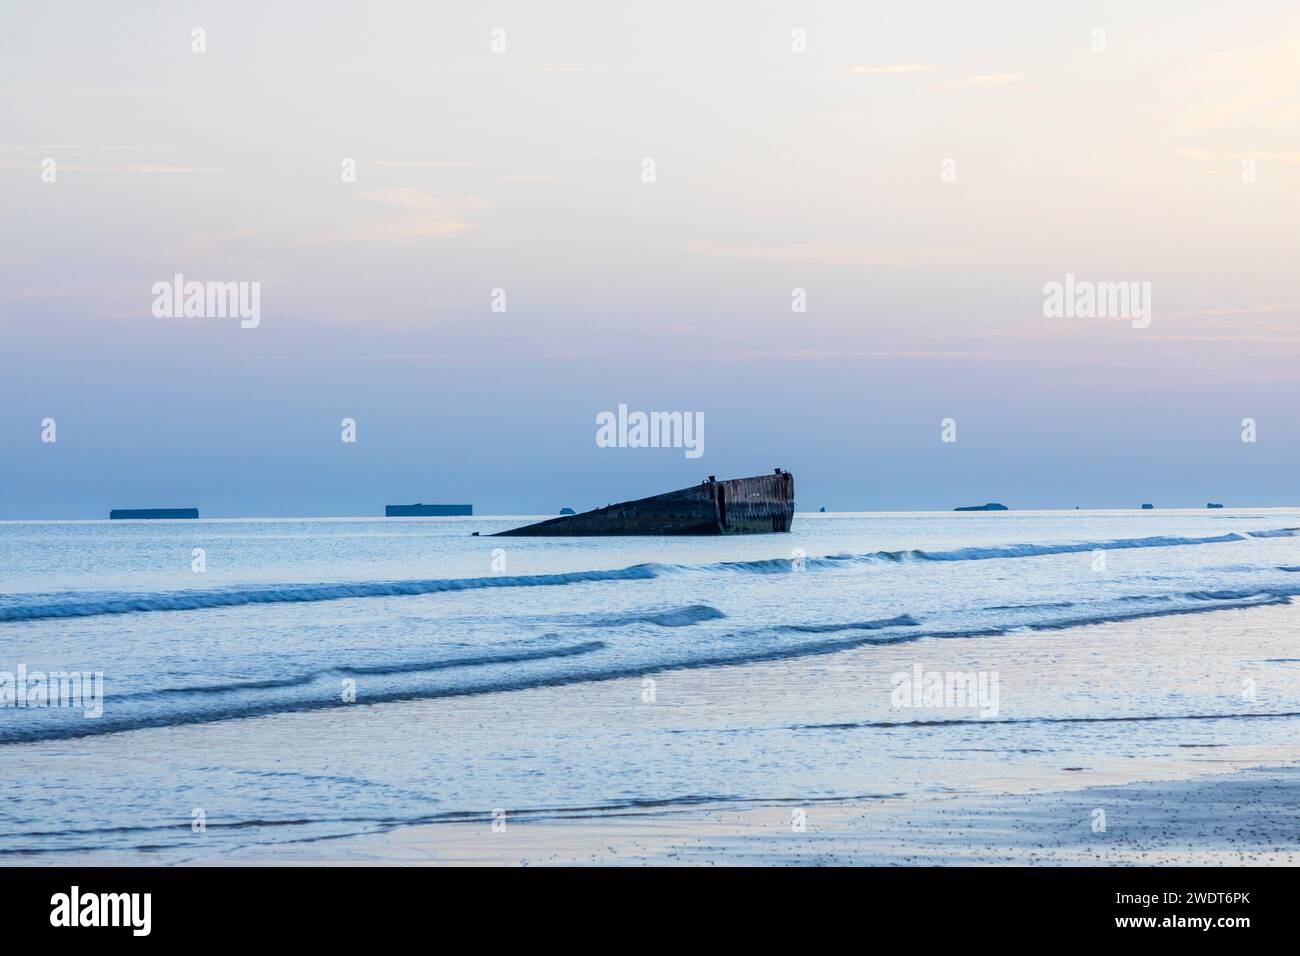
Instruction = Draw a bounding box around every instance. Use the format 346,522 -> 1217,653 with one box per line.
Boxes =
2,0 -> 1298,517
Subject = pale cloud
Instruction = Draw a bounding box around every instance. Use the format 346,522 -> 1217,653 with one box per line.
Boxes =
324,220 -> 468,242
369,159 -> 472,168
315,189 -> 485,243
1166,20 -> 1300,133
681,240 -> 980,266
357,188 -> 462,210
7,286 -> 76,300
174,228 -> 264,256
489,65 -> 602,73
943,73 -> 1025,90
847,64 -> 936,75
1133,334 -> 1300,345
1162,303 -> 1299,318
359,58 -> 601,74
0,144 -> 218,173
0,144 -> 144,153
0,162 -> 227,173
1174,146 -> 1300,165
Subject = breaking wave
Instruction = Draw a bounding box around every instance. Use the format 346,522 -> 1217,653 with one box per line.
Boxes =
3,587 -> 1297,745
793,710 -> 1300,731
588,605 -> 727,628
0,566 -> 662,623
2,527 -> 1296,625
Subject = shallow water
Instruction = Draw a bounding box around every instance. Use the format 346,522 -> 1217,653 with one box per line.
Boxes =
2,510 -> 1298,859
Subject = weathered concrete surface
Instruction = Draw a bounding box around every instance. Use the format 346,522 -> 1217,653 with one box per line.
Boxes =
495,470 -> 794,536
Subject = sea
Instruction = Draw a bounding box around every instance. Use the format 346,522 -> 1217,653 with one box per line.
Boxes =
2,509 -> 1299,861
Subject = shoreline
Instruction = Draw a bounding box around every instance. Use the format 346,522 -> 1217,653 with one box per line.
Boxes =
177,601 -> 1300,867
220,761 -> 1300,866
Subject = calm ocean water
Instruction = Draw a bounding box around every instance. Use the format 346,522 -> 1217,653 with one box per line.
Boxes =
2,510 -> 1299,860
